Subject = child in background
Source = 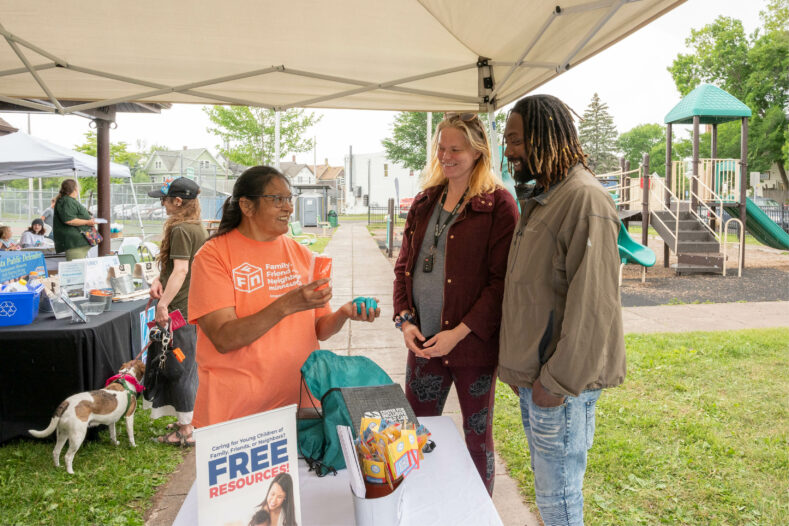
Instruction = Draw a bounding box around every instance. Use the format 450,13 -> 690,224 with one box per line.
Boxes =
0,226 -> 21,250
19,219 -> 48,248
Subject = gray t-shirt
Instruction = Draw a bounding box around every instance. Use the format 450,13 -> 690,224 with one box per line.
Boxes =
412,202 -> 456,338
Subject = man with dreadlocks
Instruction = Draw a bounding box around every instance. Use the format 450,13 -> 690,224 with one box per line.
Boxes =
498,94 -> 625,526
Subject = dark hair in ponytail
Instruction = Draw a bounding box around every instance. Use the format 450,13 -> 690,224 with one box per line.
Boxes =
211,166 -> 290,239
56,179 -> 78,204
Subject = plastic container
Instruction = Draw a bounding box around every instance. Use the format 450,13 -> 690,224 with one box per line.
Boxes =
0,289 -> 41,327
49,297 -> 74,319
80,301 -> 105,317
89,289 -> 113,311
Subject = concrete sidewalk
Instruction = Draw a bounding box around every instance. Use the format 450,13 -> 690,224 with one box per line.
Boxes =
145,223 -> 789,526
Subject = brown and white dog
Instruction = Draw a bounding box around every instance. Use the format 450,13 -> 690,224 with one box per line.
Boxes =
29,360 -> 146,474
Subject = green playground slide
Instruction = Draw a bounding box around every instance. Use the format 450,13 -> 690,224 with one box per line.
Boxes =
723,198 -> 789,250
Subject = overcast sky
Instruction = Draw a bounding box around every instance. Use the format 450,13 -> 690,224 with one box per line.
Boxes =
0,0 -> 766,167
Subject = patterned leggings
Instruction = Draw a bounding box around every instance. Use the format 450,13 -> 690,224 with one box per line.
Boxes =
405,353 -> 497,494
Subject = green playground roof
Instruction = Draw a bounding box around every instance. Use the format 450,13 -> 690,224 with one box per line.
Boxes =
664,84 -> 752,125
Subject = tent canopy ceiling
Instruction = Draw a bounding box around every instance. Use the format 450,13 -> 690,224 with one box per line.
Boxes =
0,131 -> 131,181
0,0 -> 684,114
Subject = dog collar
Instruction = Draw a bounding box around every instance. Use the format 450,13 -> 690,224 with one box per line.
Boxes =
105,373 -> 145,393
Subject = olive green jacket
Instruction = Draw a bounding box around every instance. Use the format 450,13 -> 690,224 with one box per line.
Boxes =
499,164 -> 626,397
53,195 -> 91,253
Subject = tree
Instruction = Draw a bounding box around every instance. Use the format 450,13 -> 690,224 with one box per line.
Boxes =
616,124 -> 664,174
381,111 -> 506,172
204,106 -> 320,167
668,3 -> 789,187
579,93 -> 619,173
67,131 -> 142,192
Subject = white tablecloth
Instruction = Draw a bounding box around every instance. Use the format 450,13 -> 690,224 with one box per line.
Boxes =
173,416 -> 502,526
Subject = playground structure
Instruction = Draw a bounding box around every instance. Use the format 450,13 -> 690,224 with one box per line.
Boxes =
600,84 -> 789,279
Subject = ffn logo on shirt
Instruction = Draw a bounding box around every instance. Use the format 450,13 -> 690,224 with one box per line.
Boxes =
232,263 -> 264,293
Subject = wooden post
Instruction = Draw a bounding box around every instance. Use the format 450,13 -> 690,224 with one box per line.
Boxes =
95,118 -> 111,256
740,117 -> 748,268
664,123 -> 672,267
387,198 -> 395,258
624,160 -> 631,230
641,153 -> 650,248
692,116 -> 700,211
618,157 -> 626,213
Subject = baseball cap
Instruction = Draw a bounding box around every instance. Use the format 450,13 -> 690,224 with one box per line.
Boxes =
148,177 -> 200,199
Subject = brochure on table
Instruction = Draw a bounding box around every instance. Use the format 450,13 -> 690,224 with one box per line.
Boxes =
58,255 -> 119,298
195,404 -> 301,526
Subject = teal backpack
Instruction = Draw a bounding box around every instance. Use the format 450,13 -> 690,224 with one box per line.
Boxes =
298,350 -> 393,476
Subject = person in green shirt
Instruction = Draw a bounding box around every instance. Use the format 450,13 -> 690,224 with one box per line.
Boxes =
143,177 -> 207,447
53,179 -> 95,261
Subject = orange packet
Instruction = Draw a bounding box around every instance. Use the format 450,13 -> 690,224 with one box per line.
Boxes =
312,254 -> 332,290
172,347 -> 185,363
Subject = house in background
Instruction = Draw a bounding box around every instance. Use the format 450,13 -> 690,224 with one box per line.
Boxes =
279,156 -> 344,224
143,147 -> 224,184
343,151 -> 419,212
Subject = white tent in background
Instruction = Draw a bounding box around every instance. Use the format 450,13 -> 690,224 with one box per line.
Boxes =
0,132 -> 145,237
0,132 -> 130,181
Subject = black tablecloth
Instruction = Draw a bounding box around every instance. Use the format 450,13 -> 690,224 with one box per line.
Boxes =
0,299 -> 150,443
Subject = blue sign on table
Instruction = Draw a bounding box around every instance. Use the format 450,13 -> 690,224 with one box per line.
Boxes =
0,251 -> 48,283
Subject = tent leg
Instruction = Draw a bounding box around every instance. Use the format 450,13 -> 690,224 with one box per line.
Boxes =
488,108 -> 500,175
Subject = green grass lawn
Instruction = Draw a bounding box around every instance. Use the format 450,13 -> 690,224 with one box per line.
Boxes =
0,412 -> 185,526
4,329 -> 785,525
493,328 -> 789,525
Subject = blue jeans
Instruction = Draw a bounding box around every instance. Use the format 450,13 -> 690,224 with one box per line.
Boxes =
519,387 -> 602,526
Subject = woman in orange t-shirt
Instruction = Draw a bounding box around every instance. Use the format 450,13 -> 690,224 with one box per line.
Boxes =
188,166 -> 380,428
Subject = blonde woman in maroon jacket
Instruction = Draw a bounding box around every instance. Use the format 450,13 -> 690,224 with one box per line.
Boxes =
393,113 -> 518,494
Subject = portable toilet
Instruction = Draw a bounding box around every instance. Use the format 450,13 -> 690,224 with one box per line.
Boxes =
298,193 -> 321,227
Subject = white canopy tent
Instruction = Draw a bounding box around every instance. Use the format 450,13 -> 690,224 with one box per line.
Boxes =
0,0 -> 684,113
0,0 -> 684,251
0,131 -> 148,237
0,131 -> 130,181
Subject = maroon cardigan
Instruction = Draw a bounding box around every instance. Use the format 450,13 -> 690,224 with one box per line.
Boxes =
393,185 -> 518,367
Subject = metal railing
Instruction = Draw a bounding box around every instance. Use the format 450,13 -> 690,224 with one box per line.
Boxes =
671,158 -> 740,202
368,206 -> 404,226
688,176 -> 725,244
596,167 -> 642,210
723,218 -> 744,277
647,174 -> 681,253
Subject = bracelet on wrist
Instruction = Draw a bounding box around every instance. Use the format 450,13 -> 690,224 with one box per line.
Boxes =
394,312 -> 415,331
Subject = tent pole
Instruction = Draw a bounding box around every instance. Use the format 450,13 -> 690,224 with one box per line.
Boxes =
96,118 -> 111,256
275,110 -> 281,169
426,112 -> 432,163
488,107 -> 500,176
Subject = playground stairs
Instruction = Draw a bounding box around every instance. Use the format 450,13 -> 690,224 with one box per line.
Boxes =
651,207 -> 725,275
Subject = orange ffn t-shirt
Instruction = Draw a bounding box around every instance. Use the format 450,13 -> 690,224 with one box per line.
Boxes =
188,229 -> 331,428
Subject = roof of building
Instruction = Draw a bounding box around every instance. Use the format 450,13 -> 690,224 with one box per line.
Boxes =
315,165 -> 344,181
664,84 -> 752,125
146,148 -> 217,171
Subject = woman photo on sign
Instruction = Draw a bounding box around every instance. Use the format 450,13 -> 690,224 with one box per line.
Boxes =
188,166 -> 380,429
392,113 -> 518,493
53,179 -> 95,261
253,473 -> 296,526
144,177 -> 207,446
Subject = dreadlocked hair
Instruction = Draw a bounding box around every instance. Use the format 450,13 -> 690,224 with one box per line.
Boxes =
510,94 -> 589,188
157,195 -> 202,270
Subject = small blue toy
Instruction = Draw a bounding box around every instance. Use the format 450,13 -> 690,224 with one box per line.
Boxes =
352,296 -> 378,315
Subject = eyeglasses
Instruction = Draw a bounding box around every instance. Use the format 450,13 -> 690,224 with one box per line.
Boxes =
248,194 -> 295,208
444,112 -> 479,122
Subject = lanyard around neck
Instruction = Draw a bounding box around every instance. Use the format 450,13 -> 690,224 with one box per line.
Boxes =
432,186 -> 468,250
